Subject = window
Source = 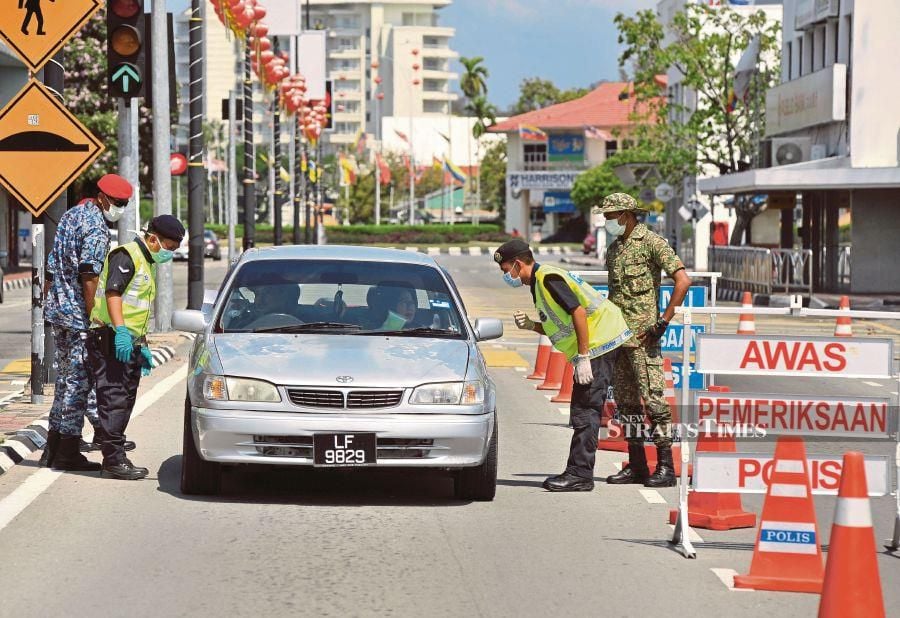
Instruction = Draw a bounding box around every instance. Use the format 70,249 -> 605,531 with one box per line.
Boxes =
423,79 -> 444,92
605,140 -> 618,157
334,122 -> 358,134
424,58 -> 443,71
785,41 -> 792,80
402,12 -> 414,26
523,143 -> 547,170
334,15 -> 359,29
423,100 -> 445,114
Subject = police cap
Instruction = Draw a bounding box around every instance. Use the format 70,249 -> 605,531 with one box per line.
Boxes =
149,215 -> 185,243
493,238 -> 531,265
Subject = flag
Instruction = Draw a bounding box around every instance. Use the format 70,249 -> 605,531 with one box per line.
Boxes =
394,129 -> 410,144
402,154 -> 411,170
301,152 -> 308,172
437,131 -> 450,143
432,155 -> 443,170
584,125 -> 611,141
518,124 -> 547,142
444,158 -> 468,184
353,130 -> 367,155
375,153 -> 391,185
338,153 -> 357,185
414,166 -> 427,185
308,159 -> 318,182
730,35 -> 760,112
279,167 -> 290,184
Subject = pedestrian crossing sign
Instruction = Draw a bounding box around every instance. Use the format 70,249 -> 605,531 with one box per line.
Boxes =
0,0 -> 102,72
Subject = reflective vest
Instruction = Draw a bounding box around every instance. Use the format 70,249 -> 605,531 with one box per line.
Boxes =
534,264 -> 632,360
91,241 -> 156,338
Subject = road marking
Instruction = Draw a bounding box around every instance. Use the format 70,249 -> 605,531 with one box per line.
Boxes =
543,394 -> 553,400
639,489 -> 667,504
863,380 -> 882,387
480,349 -> 529,368
0,368 -> 185,535
557,407 -> 568,415
710,568 -> 753,592
611,462 -> 622,471
0,359 -> 30,374
668,523 -> 704,544
514,366 -> 527,373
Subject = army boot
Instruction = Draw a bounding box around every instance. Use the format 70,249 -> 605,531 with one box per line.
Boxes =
51,435 -> 102,472
645,445 -> 676,488
38,430 -> 60,467
606,441 -> 650,484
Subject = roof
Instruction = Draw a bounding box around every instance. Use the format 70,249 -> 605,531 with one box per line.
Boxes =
241,244 -> 438,266
490,78 -> 666,133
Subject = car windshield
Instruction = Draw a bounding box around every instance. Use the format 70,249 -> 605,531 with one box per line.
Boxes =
217,259 -> 466,338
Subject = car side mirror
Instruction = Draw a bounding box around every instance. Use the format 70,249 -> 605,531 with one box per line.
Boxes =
172,309 -> 208,333
473,318 -> 503,342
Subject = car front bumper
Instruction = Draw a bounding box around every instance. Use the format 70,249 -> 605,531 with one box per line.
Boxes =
191,406 -> 494,468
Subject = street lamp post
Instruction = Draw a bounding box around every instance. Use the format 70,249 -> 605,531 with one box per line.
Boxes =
409,47 -> 420,226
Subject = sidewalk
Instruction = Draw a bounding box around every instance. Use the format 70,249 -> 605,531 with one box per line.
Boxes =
0,332 -> 188,475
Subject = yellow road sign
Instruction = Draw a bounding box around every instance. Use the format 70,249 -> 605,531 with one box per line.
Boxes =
0,0 -> 102,72
0,79 -> 104,218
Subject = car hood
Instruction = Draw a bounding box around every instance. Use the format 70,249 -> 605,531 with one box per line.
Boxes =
211,333 -> 472,387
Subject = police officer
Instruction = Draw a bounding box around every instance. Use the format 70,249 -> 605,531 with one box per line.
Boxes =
87,214 -> 184,480
598,193 -> 691,488
495,239 -> 633,491
40,173 -> 133,471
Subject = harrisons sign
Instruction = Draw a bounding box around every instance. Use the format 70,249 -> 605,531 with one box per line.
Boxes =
506,171 -> 583,192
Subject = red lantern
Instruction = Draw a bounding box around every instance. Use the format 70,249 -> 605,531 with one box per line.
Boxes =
412,78 -> 420,86
412,63 -> 420,71
376,92 -> 384,100
411,48 -> 419,56
253,5 -> 266,21
374,76 -> 382,84
371,61 -> 379,69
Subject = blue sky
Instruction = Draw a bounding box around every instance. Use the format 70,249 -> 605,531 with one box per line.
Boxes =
442,0 -> 658,110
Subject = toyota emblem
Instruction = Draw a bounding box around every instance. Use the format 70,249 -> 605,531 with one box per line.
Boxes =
335,376 -> 354,384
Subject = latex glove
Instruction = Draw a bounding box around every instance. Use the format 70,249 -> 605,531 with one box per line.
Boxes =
114,325 -> 134,363
139,346 -> 154,377
573,354 -> 594,385
513,310 -> 536,331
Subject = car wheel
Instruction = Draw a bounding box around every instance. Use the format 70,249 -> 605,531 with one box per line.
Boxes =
181,397 -> 221,495
213,249 -> 222,261
454,415 -> 498,501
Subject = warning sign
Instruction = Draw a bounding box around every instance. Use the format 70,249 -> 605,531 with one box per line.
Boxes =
695,392 -> 892,437
695,334 -> 894,378
693,452 -> 890,496
0,80 -> 104,217
0,0 -> 102,72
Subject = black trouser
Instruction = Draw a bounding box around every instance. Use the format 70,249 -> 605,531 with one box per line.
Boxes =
86,329 -> 143,466
565,349 -> 619,479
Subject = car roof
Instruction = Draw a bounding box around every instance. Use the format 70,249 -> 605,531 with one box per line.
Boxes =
238,245 -> 442,267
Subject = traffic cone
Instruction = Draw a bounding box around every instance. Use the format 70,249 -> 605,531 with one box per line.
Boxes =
734,436 -> 824,593
737,291 -> 755,334
833,295 -> 852,337
668,385 -> 756,530
527,334 -> 553,380
537,349 -> 566,391
550,362 -> 574,403
818,452 -> 885,617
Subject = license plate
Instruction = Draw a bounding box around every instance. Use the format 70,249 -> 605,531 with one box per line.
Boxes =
313,433 -> 377,467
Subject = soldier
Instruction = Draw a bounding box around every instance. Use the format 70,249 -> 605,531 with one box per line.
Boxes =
496,239 -> 633,491
598,193 -> 691,488
40,173 -> 133,471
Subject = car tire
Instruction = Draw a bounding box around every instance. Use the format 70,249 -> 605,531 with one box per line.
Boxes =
181,398 -> 221,495
454,415 -> 498,501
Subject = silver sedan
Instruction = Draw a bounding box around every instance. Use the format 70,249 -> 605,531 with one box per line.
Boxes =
173,245 -> 502,500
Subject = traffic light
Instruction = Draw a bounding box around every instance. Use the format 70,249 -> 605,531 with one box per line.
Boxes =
107,0 -> 146,99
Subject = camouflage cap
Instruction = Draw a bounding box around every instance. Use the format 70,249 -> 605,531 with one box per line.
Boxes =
593,192 -> 646,214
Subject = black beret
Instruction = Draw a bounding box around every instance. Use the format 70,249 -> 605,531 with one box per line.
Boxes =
149,215 -> 185,243
493,238 -> 531,265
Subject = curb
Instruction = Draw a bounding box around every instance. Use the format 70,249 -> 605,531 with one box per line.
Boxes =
399,246 -> 575,256
2,275 -> 29,293
0,344 -> 176,476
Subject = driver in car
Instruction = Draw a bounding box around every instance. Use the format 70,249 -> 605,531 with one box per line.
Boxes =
367,285 -> 418,330
228,284 -> 299,330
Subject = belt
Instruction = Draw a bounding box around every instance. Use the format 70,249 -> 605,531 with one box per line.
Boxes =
88,325 -> 148,345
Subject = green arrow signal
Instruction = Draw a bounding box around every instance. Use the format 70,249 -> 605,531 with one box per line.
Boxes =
112,63 -> 142,96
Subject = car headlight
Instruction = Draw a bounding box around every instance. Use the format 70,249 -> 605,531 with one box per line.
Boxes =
203,376 -> 281,402
410,381 -> 484,405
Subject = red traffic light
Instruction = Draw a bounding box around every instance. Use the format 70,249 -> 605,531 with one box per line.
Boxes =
110,0 -> 142,19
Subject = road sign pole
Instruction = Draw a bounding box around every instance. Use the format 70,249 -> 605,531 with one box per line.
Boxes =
227,89 -> 237,263
30,224 -> 44,404
152,0 -> 173,331
187,0 -> 205,309
116,99 -> 137,242
242,42 -> 255,251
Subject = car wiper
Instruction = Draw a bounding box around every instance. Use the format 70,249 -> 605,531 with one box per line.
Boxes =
358,327 -> 460,337
253,322 -> 362,333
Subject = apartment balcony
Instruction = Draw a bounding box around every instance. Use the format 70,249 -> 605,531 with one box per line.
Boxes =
328,48 -> 362,59
418,26 -> 455,37
333,89 -> 363,100
328,69 -> 361,82
332,110 -> 364,122
420,46 -> 459,60
327,133 -> 355,144
328,27 -> 362,37
421,90 -> 458,102
422,69 -> 457,81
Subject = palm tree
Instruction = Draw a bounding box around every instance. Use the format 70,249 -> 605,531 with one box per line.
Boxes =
459,56 -> 489,99
464,95 -> 497,222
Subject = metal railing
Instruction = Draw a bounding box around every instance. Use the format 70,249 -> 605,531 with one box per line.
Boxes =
708,246 -> 813,296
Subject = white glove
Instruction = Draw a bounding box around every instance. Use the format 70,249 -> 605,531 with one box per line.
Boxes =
513,310 -> 536,331
573,354 -> 594,385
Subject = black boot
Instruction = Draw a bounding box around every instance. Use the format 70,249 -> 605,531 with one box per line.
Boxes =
645,445 -> 676,488
101,460 -> 148,480
606,441 -> 650,484
542,472 -> 594,492
51,436 -> 102,472
39,430 -> 60,467
81,436 -> 135,452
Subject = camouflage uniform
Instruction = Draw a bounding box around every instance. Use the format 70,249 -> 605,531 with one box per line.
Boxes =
45,200 -> 109,436
608,221 -> 684,448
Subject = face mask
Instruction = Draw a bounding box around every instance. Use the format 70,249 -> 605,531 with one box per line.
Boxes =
103,205 -> 125,222
503,264 -> 523,288
148,235 -> 174,264
606,217 -> 626,237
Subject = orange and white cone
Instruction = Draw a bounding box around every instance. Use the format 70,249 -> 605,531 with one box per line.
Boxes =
737,291 -> 755,334
818,452 -> 886,617
734,436 -> 824,593
537,349 -> 566,391
527,334 -> 553,380
833,295 -> 852,337
551,362 -> 574,403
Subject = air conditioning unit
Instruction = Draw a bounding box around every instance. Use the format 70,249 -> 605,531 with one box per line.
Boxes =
771,137 -> 811,167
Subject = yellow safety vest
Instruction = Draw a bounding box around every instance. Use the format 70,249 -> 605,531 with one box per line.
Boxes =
91,241 -> 156,338
534,264 -> 632,361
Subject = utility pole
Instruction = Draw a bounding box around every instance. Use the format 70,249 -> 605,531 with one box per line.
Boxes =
242,43 -> 256,250
152,0 -> 173,331
116,99 -> 138,241
187,0 -> 206,309
273,40 -> 283,245
227,89 -> 238,262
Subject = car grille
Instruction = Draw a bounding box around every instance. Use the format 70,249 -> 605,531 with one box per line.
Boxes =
285,388 -> 404,410
251,436 -> 435,459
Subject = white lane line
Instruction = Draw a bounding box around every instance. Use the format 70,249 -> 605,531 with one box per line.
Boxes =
639,489 -> 667,504
543,394 -> 553,400
710,568 -> 753,592
668,523 -> 704,544
863,381 -> 882,387
514,367 -> 527,373
611,462 -> 622,471
0,369 -> 185,535
557,407 -> 568,416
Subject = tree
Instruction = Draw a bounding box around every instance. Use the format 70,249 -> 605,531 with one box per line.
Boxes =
478,140 -> 507,216
570,149 -> 654,215
513,78 -> 589,114
615,3 -> 781,243
459,56 -> 489,99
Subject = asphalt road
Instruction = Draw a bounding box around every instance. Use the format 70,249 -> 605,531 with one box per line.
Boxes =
0,253 -> 897,617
